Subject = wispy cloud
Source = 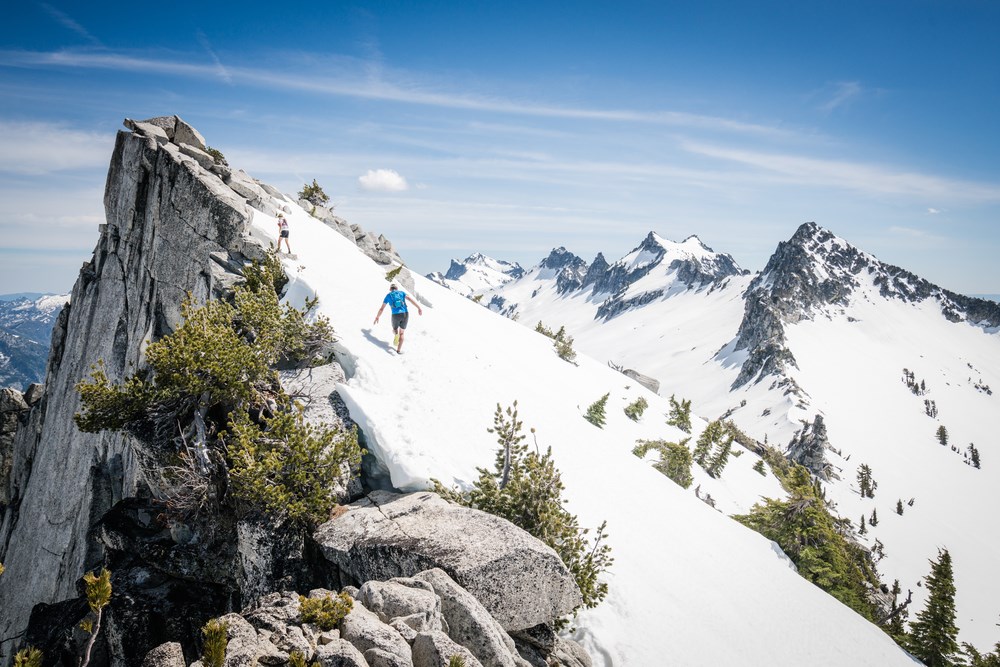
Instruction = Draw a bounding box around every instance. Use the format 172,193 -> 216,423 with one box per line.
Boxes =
819,81 -> 862,113
38,3 -> 103,47
196,31 -> 232,84
0,49 -> 788,136
0,121 -> 112,174
359,168 -> 409,192
681,141 -> 1000,202
927,207 -> 941,214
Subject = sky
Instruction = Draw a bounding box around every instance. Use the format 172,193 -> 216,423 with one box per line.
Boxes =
1,0 -> 999,295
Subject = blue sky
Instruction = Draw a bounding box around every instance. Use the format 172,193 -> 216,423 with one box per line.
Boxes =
1,0 -> 999,295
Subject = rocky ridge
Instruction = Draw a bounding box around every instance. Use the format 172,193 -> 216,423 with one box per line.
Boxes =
730,222 -> 1000,390
426,254 -> 524,298
0,116 -> 585,667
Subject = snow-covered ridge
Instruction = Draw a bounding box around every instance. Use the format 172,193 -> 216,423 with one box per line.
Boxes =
253,201 -> 919,665
426,252 -> 524,297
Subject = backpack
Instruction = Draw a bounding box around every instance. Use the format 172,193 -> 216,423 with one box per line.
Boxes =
388,291 -> 406,311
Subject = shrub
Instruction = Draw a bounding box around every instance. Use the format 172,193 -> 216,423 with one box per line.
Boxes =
205,147 -> 228,166
74,253 -> 356,527
202,619 -> 228,667
80,569 -> 112,667
14,648 -> 42,667
666,395 -> 692,433
448,657 -> 466,667
553,326 -> 577,363
753,459 -> 767,476
735,466 -> 881,621
288,652 -> 320,667
385,265 -> 404,282
226,409 -> 361,527
300,592 -> 353,630
299,179 -> 330,206
534,321 -> 555,338
585,393 -> 609,428
0,562 -> 5,576
633,439 -> 693,488
624,397 -> 648,421
433,402 -> 612,611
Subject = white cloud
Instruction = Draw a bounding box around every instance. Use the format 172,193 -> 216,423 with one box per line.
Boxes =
681,141 -> 1000,202
39,3 -> 103,47
927,207 -> 941,214
358,168 -> 409,192
0,121 -> 113,174
820,81 -> 862,112
0,49 -> 789,136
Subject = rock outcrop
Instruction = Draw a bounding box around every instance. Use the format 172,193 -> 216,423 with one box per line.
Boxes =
142,567 -> 590,667
786,415 -> 838,481
313,491 -> 582,632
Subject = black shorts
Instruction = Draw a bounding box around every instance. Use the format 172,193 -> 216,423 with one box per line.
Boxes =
280,230 -> 289,238
391,312 -> 409,330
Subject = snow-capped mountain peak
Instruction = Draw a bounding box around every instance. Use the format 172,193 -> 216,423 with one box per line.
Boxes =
426,252 -> 524,297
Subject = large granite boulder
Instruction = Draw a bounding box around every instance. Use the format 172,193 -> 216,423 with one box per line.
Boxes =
314,491 -> 581,632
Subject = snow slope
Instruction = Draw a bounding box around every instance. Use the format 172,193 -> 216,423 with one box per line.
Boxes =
478,229 -> 1000,650
249,204 -> 918,666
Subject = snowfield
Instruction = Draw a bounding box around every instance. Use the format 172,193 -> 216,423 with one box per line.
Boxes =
251,203 -> 920,666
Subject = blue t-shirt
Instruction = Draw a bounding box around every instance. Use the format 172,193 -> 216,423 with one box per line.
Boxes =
384,290 -> 408,315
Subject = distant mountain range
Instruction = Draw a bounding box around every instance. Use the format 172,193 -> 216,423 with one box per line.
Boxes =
0,294 -> 69,390
431,222 -> 1000,650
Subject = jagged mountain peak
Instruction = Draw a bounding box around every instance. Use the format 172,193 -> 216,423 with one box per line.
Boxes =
427,252 -> 525,296
540,246 -> 587,270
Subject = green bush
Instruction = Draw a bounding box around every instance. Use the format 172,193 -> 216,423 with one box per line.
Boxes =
74,253 -> 356,527
666,394 -> 692,433
14,648 -> 42,667
448,656 -> 466,667
288,652 -> 320,667
584,393 -> 609,428
205,147 -> 228,166
734,466 -> 881,621
300,592 -> 353,630
433,402 -> 613,611
633,439 -> 693,488
201,619 -> 228,667
227,409 -> 360,527
299,179 -> 330,206
624,397 -> 648,421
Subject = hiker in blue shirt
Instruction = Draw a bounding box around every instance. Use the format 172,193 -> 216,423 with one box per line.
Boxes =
374,283 -> 423,353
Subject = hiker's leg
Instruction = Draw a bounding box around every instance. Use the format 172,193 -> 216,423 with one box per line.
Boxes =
397,328 -> 405,352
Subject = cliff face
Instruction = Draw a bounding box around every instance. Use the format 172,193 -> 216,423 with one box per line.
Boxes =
0,124 -> 263,660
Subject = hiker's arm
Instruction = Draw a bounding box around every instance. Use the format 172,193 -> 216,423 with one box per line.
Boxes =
374,303 -> 386,323
406,295 -> 423,315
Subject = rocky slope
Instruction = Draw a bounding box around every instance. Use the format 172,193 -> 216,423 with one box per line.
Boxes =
0,295 -> 69,390
1,117 -> 580,667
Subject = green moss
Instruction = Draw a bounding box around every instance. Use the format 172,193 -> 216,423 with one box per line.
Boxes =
299,592 -> 353,630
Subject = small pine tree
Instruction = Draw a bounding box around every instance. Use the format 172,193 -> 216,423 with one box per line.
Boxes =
553,326 -> 577,363
298,179 -> 330,206
896,499 -> 905,515
706,432 -> 734,478
205,146 -> 227,166
968,443 -> 981,469
886,579 -> 909,642
534,321 -> 555,338
870,508 -> 878,527
624,397 -> 648,421
859,514 -> 867,535
585,393 -> 610,428
936,425 -> 949,446
13,648 -> 42,667
857,464 -> 877,498
79,568 -> 112,667
753,459 -> 767,476
666,394 -> 692,433
907,549 -> 960,666
633,439 -> 693,489
202,619 -> 228,667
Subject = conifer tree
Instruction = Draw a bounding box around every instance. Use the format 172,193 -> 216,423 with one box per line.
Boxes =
633,439 -> 693,488
886,579 -> 909,642
666,394 -> 692,433
870,508 -> 879,527
859,514 -> 867,535
968,443 -> 981,469
857,464 -> 877,498
896,499 -> 905,515
936,425 -> 949,446
706,433 -> 734,478
624,396 -> 648,421
585,393 -> 610,428
753,459 -> 767,476
553,326 -> 577,363
907,549 -> 960,667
